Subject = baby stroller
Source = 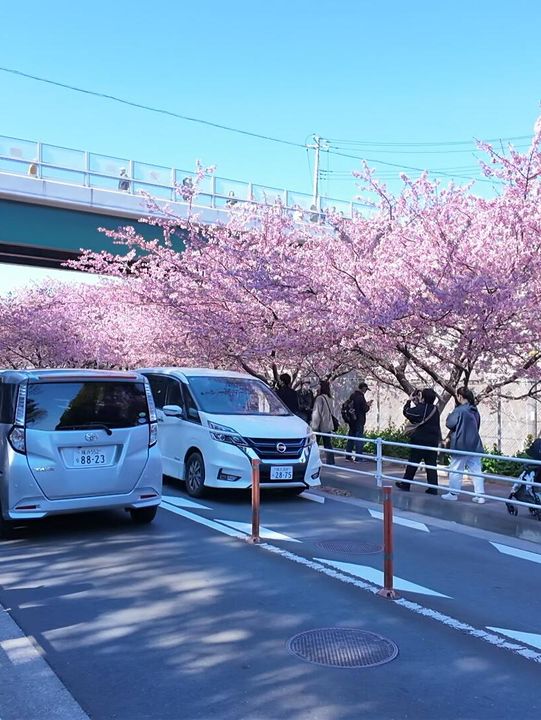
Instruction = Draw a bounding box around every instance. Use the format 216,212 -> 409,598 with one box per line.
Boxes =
506,438 -> 541,520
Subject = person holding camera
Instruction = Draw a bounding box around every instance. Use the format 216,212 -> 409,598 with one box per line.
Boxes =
396,388 -> 441,494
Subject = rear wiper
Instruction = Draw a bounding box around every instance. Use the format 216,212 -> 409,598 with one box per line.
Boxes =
62,423 -> 113,436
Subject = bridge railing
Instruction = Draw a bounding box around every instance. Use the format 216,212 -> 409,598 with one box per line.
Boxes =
0,134 -> 368,220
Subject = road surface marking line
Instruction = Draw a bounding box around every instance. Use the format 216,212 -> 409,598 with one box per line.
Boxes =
490,542 -> 541,565
300,492 -> 325,503
160,505 -> 246,538
368,508 -> 429,532
162,502 -> 541,664
314,558 -> 451,598
161,495 -> 211,510
213,519 -> 300,542
487,627 -> 541,651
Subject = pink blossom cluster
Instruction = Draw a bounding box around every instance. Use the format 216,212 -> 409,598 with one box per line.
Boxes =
2,116 -> 541,406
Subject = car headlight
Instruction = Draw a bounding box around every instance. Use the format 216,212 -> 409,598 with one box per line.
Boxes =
208,421 -> 248,447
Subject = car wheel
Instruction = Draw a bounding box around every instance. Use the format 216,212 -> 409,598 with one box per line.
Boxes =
185,452 -> 206,497
130,506 -> 158,525
0,505 -> 15,539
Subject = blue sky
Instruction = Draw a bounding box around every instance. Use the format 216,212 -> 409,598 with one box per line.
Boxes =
1,0 -> 540,287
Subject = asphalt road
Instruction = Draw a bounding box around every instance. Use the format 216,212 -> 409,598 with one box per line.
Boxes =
0,479 -> 540,720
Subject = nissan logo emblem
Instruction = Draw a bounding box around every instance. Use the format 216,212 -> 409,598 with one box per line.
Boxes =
85,432 -> 98,442
276,442 -> 287,453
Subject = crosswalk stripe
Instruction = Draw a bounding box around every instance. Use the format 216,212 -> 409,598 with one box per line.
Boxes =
487,627 -> 541,651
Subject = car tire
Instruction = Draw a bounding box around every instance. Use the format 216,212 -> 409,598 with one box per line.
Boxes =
130,506 -> 158,524
0,505 -> 15,539
185,452 -> 206,497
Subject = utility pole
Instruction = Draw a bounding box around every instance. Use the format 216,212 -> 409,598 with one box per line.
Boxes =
311,134 -> 321,207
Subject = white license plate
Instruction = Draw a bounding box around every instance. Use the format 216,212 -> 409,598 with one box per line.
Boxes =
270,466 -> 293,480
74,447 -> 109,467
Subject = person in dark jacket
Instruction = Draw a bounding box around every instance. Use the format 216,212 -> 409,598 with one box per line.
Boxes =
396,388 -> 441,494
345,382 -> 371,462
441,387 -> 485,503
275,373 -> 299,415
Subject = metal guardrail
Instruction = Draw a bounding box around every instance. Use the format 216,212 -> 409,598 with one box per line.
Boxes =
0,134 -> 368,220
315,431 -> 541,513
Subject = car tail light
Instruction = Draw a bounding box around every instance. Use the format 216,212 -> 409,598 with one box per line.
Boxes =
8,426 -> 26,454
149,421 -> 158,448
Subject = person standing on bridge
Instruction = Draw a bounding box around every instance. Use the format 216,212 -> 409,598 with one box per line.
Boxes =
118,168 -> 130,191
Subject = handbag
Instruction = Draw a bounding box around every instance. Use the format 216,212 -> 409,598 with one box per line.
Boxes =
404,406 -> 436,437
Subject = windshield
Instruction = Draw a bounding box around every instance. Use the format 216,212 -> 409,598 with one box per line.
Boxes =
26,381 -> 149,431
188,376 -> 290,416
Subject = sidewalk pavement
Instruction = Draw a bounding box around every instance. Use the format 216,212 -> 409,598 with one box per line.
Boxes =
320,454 -> 541,543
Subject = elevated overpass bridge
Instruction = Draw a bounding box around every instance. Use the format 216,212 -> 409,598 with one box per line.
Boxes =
0,135 -> 365,270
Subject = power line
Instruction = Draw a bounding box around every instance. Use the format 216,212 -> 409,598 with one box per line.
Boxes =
326,134 -> 532,147
0,66 -> 307,151
324,148 -> 498,183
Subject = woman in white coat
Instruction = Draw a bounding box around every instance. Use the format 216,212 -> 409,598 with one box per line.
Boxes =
311,380 -> 336,466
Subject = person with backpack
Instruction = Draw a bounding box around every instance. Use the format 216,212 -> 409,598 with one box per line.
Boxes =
395,388 -> 441,494
441,387 -> 485,503
342,382 -> 371,462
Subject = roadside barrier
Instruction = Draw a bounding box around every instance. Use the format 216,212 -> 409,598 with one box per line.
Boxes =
248,458 -> 261,544
314,429 -> 541,597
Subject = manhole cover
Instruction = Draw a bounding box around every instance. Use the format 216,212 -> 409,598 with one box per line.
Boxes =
288,628 -> 398,668
314,539 -> 382,554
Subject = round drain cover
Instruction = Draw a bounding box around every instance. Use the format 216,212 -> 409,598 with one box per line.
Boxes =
288,628 -> 398,668
315,539 -> 382,554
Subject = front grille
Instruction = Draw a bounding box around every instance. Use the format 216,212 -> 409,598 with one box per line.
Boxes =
259,463 -> 308,484
247,437 -> 307,460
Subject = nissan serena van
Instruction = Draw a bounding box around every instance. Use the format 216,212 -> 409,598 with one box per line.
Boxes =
139,367 -> 321,497
0,369 -> 162,536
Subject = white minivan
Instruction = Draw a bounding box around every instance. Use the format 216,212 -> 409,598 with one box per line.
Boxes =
0,369 -> 162,536
139,368 -> 322,497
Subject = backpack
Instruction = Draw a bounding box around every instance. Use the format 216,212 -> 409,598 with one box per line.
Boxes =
341,396 -> 357,424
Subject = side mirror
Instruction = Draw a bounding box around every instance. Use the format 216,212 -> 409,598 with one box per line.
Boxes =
163,404 -> 183,418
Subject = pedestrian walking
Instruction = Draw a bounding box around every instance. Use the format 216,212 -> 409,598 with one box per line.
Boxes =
180,177 -> 193,200
343,382 -> 372,462
441,387 -> 485,503
311,380 -> 336,465
275,373 -> 300,415
226,190 -> 238,207
396,388 -> 441,494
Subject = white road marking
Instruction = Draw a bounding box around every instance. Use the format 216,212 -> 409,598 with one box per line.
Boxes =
214,519 -> 301,543
314,558 -> 451,598
300,492 -> 325,503
487,627 -> 541,651
490,542 -> 541,565
161,495 -> 211,510
160,505 -> 246,538
160,500 -> 541,664
368,508 -> 429,532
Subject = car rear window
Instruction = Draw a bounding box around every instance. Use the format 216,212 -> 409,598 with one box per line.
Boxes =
26,381 -> 149,431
